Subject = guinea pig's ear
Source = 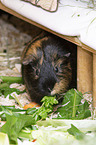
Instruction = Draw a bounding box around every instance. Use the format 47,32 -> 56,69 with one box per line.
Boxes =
22,55 -> 33,65
64,52 -> 71,57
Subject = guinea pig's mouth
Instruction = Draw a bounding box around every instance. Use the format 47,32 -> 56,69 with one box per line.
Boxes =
51,90 -> 66,97
51,90 -> 56,96
51,90 -> 63,96
51,90 -> 65,103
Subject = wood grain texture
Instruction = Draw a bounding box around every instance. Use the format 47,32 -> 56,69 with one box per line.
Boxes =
77,46 -> 93,93
93,54 -> 96,107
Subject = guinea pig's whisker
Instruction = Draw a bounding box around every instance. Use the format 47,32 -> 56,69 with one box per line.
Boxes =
59,93 -> 66,96
48,87 -> 51,92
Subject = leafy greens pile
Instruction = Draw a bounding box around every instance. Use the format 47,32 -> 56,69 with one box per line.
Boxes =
0,96 -> 58,144
0,76 -> 92,144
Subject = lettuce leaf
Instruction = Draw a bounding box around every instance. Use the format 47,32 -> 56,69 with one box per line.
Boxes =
33,119 -> 96,145
37,119 -> 96,133
20,119 -> 96,145
0,132 -> 9,145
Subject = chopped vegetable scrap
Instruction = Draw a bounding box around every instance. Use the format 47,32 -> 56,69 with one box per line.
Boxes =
24,102 -> 40,109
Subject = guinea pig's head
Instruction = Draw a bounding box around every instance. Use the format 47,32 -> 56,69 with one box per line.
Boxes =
22,34 -> 72,104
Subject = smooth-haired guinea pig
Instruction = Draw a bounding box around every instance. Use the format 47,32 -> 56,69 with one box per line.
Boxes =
21,32 -> 76,104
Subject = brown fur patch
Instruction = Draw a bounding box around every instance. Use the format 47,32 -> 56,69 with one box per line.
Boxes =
51,61 -> 72,95
39,55 -> 44,65
22,36 -> 48,65
51,79 -> 69,95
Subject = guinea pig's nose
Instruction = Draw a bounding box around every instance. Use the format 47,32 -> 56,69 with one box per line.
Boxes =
42,79 -> 56,94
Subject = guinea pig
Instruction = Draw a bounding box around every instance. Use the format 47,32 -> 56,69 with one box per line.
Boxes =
21,32 -> 75,104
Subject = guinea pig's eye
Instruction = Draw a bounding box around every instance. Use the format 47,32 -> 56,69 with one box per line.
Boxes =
54,66 -> 59,73
35,69 -> 40,76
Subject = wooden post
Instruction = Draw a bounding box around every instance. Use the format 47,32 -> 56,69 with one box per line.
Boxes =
93,54 -> 96,108
77,46 -> 93,94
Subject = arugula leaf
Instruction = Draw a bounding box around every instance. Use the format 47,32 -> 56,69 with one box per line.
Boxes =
56,89 -> 91,119
26,96 -> 58,121
41,96 -> 58,109
67,124 -> 85,140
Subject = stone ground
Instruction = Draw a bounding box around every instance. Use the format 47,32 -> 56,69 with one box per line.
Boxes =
0,10 -> 42,76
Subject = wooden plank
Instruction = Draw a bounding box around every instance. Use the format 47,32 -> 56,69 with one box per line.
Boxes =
93,54 -> 96,108
77,46 -> 93,94
0,2 -> 96,54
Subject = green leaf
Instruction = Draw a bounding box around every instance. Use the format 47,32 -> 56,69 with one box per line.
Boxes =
37,107 -> 52,120
0,105 -> 26,121
41,96 -> 58,110
26,108 -> 38,115
25,96 -> 59,121
0,113 -> 36,144
0,76 -> 24,97
0,85 -> 25,97
67,124 -> 85,140
0,96 -> 59,144
41,96 -> 58,106
57,89 -> 91,119
0,76 -> 23,84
